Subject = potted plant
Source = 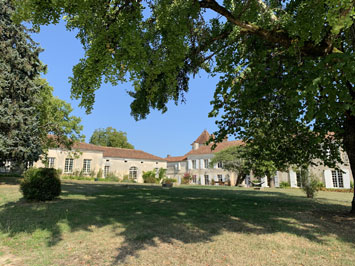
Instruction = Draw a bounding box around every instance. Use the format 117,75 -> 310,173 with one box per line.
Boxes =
162,178 -> 176,188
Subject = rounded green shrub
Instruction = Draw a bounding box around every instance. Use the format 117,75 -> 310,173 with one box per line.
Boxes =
20,168 -> 61,201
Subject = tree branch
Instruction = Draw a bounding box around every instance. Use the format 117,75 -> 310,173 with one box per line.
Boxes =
198,0 -> 333,57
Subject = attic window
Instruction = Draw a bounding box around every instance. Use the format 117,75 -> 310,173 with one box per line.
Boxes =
106,159 -> 109,162
124,160 -> 127,163
156,162 -> 158,164
141,161 -> 143,163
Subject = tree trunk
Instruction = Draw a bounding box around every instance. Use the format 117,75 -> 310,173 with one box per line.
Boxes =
268,175 -> 275,188
344,113 -> 355,214
235,174 -> 247,186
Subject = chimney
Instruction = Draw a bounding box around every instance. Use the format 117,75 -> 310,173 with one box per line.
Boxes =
167,154 -> 171,158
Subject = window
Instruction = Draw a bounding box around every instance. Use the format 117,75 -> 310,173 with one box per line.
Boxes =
48,157 -> 55,168
217,162 -> 223,168
218,174 -> 223,182
177,163 -> 181,170
204,159 -> 209,169
64,158 -> 73,173
83,159 -> 91,174
104,166 -> 110,178
192,175 -> 197,183
204,175 -> 209,185
129,166 -> 138,180
332,170 -> 344,188
192,160 -> 196,169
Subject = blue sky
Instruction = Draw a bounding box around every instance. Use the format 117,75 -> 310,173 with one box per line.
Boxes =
31,22 -> 225,158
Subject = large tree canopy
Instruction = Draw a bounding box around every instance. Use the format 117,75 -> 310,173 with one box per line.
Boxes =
36,78 -> 84,155
210,145 -> 250,186
0,0 -> 83,168
210,144 -> 277,186
13,0 -> 355,211
90,127 -> 134,149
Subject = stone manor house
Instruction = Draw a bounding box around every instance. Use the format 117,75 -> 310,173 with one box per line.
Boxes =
166,130 -> 353,189
33,130 -> 353,189
34,142 -> 166,183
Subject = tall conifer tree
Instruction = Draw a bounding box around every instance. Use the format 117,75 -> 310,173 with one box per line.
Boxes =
0,0 -> 44,168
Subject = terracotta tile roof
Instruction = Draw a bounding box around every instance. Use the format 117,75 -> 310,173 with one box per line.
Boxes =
73,142 -> 166,161
192,130 -> 211,144
163,140 -> 244,162
165,155 -> 187,162
185,140 -> 244,156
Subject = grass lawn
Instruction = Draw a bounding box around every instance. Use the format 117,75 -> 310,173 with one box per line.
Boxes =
0,179 -> 355,266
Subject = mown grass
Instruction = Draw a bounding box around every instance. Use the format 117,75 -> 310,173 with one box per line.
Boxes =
0,178 -> 355,265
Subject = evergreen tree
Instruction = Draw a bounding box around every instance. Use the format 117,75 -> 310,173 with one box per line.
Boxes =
0,0 -> 44,169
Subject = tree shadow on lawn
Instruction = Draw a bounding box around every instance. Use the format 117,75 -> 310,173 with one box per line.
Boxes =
0,181 -> 354,264
0,175 -> 22,185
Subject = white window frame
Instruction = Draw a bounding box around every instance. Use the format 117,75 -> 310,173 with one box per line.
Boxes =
332,170 -> 344,188
192,160 -> 196,169
64,158 -> 73,173
217,162 -> 223,168
129,166 -> 138,180
83,159 -> 91,174
48,157 -> 55,168
218,174 -> 223,182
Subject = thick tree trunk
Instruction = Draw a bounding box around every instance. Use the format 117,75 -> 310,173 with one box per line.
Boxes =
344,113 -> 355,214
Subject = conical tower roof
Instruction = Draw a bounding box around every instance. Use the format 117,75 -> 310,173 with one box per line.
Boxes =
192,130 -> 211,145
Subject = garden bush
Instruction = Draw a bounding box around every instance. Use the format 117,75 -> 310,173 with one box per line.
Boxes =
121,175 -> 136,183
301,173 -> 320,198
279,182 -> 290,188
157,168 -> 167,183
143,171 -> 158,183
316,181 -> 325,190
20,168 -> 61,201
162,178 -> 177,184
105,172 -> 119,182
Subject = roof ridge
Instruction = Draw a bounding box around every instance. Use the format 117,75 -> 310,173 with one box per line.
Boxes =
79,142 -> 141,151
75,142 -> 166,161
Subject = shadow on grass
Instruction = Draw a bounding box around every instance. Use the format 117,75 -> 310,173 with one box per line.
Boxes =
0,181 -> 354,264
0,175 -> 22,185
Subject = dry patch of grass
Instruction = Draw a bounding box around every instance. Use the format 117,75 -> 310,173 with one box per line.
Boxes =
0,179 -> 355,265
